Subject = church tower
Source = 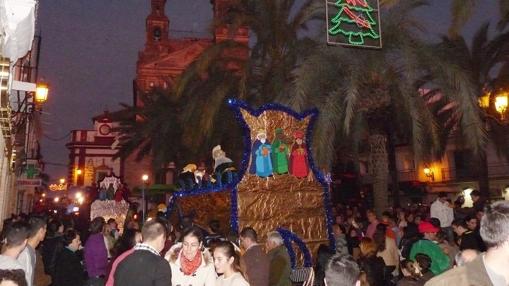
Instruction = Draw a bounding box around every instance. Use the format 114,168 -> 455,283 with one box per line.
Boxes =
145,0 -> 169,48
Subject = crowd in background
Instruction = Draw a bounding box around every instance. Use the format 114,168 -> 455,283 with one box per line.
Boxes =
0,189 -> 506,286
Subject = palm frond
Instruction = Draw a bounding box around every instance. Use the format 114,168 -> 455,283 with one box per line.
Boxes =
498,0 -> 509,30
449,0 -> 478,38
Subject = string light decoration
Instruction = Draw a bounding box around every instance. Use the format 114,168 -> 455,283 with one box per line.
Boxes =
166,99 -> 336,255
326,0 -> 382,48
277,227 -> 313,268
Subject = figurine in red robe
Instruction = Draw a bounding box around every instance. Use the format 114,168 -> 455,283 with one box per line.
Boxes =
290,130 -> 309,178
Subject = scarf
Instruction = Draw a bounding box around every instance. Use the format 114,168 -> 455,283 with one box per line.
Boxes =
180,250 -> 202,276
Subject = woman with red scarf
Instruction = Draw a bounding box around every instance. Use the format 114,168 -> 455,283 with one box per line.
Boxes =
166,226 -> 217,286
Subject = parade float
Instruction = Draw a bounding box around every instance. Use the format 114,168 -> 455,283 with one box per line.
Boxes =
167,99 -> 335,271
90,174 -> 130,232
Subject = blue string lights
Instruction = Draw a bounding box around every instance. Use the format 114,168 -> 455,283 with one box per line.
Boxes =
228,99 -> 336,251
277,227 -> 313,268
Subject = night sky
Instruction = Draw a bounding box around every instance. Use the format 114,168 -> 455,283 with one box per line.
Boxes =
36,0 -> 499,181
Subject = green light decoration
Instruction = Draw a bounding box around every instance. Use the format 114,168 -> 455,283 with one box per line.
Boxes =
328,0 -> 380,46
25,164 -> 39,179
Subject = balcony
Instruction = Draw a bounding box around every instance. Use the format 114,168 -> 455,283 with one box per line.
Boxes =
441,164 -> 509,182
398,169 -> 417,182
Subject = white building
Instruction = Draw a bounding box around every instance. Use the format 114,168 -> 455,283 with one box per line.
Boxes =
0,0 -> 41,221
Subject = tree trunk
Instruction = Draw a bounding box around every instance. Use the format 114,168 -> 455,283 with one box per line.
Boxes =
387,131 -> 400,208
477,150 -> 490,198
369,134 -> 389,216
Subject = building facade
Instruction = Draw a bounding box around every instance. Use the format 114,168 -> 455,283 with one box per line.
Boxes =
66,112 -> 121,187
0,0 -> 42,220
354,136 -> 509,207
122,0 -> 248,188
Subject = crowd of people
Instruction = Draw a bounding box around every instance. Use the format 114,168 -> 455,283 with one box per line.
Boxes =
320,190 -> 504,286
0,189 -> 508,286
0,210 -> 295,286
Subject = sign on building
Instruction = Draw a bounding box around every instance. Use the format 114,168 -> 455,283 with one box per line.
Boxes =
17,159 -> 41,187
326,0 -> 382,49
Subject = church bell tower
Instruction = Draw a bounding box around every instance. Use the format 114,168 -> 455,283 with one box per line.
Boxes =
145,0 -> 169,47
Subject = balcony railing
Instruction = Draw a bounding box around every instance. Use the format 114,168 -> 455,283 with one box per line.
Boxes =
398,170 -> 417,182
441,164 -> 509,182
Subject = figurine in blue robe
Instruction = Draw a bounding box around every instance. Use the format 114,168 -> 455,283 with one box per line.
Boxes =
254,131 -> 273,177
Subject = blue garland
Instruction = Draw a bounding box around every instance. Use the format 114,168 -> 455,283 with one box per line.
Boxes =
166,99 -> 336,253
230,187 -> 239,233
277,227 -> 313,268
228,99 -> 336,250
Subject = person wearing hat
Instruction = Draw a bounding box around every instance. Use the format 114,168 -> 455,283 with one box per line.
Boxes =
271,128 -> 290,174
252,130 -> 273,177
409,221 -> 450,275
289,130 -> 309,178
178,164 -> 197,189
212,145 -> 235,184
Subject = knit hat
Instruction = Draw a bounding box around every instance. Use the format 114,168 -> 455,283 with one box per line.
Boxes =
418,221 -> 439,234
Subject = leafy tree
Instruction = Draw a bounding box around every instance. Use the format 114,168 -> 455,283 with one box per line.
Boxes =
433,23 -> 509,195
449,0 -> 509,37
286,0 -> 485,213
114,0 -> 324,169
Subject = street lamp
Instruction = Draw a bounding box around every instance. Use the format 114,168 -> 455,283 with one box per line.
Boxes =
480,89 -> 509,122
494,92 -> 508,120
424,167 -> 434,182
59,178 -> 65,185
34,82 -> 49,105
141,174 -> 149,222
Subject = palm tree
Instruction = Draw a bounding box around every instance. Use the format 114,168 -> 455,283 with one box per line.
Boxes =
383,0 -> 509,37
114,89 -> 188,170
433,23 -> 509,196
115,0 -> 325,168
287,0 -> 485,214
449,0 -> 509,37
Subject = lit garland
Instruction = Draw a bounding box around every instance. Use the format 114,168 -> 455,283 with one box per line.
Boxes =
277,227 -> 312,268
230,187 -> 239,233
166,99 -> 335,253
228,99 -> 336,251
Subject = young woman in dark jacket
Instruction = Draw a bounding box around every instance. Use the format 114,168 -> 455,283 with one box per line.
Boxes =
53,229 -> 85,286
42,220 -> 64,279
358,237 -> 386,286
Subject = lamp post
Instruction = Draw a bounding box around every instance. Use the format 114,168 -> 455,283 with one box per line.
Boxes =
34,82 -> 49,107
494,92 -> 508,121
75,169 -> 82,186
423,167 -> 435,182
480,89 -> 509,122
141,174 -> 149,222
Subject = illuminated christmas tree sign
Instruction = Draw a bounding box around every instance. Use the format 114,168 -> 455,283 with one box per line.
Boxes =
326,0 -> 382,48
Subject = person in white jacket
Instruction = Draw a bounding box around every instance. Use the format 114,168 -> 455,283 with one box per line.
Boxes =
213,241 -> 249,286
430,192 -> 454,242
166,226 -> 217,286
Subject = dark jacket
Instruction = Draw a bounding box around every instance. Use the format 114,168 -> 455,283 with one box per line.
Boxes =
114,249 -> 172,286
42,234 -> 64,277
240,244 -> 270,286
53,248 -> 86,286
267,245 -> 292,286
425,255 -> 493,286
458,230 -> 482,251
314,245 -> 334,286
358,255 -> 386,286
397,277 -> 425,286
